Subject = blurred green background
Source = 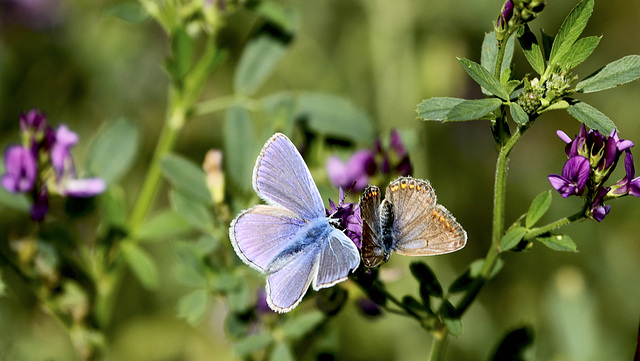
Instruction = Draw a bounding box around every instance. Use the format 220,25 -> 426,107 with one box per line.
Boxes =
1,0 -> 639,360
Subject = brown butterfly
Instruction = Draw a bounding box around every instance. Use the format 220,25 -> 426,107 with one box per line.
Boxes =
359,177 -> 467,268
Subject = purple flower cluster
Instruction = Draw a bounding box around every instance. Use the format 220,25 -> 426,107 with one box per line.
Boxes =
326,188 -> 363,249
326,129 -> 412,192
548,124 -> 639,221
1,109 -> 106,221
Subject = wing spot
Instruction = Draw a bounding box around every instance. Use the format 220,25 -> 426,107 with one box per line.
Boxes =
390,185 -> 399,192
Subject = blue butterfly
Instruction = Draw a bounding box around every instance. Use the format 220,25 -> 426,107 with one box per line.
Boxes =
229,133 -> 361,313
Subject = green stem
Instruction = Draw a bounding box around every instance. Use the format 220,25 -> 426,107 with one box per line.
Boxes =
429,332 -> 449,361
193,95 -> 237,116
128,94 -> 186,233
524,211 -> 586,240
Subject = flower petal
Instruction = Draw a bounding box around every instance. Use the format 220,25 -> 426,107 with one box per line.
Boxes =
562,156 -> 590,192
548,174 -> 576,198
62,178 -> 106,197
1,145 -> 37,193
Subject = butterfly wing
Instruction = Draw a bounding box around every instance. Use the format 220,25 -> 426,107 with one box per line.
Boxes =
230,205 -> 306,272
314,228 -> 361,288
253,133 -> 325,220
385,177 -> 467,256
359,185 -> 387,267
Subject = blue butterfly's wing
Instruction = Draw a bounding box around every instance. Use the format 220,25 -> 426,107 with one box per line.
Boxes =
253,133 -> 325,219
230,205 -> 306,272
314,228 -> 361,288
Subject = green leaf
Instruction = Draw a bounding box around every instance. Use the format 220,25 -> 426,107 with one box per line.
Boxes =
409,262 -> 443,298
0,185 -> 30,213
447,98 -> 503,121
402,296 -> 426,318
490,326 -> 534,361
540,29 -> 554,62
176,289 -> 209,326
509,102 -> 529,125
526,190 -> 552,228
295,92 -> 375,141
440,300 -> 462,336
268,341 -> 295,361
184,41 -> 227,107
170,190 -> 213,231
103,1 -> 148,23
281,310 -> 325,340
161,153 -> 212,204
518,24 -> 545,75
458,58 -> 509,100
226,276 -> 251,313
499,227 -> 527,252
86,117 -> 139,184
135,209 -> 194,242
566,101 -> 616,134
469,258 -> 504,279
539,100 -> 570,113
576,55 -> 640,93
224,105 -> 256,193
548,0 -> 594,67
234,34 -> 287,96
536,234 -> 578,252
262,92 -> 296,135
101,186 -> 127,229
448,270 -> 475,294
121,242 -> 159,289
251,1 -> 297,33
235,331 -> 274,357
416,97 -> 465,121
556,36 -> 600,70
481,31 -> 515,90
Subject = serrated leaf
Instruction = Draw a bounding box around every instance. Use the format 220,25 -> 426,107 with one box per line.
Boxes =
500,227 -> 528,252
509,102 -> 529,125
536,234 -> 578,252
86,117 -> 139,184
526,190 -> 552,228
269,341 -> 294,361
481,31 -> 515,93
548,0 -> 594,67
281,310 -> 325,340
458,58 -> 509,100
177,289 -> 209,325
234,34 -> 287,95
566,101 -> 616,134
135,209 -> 194,242
235,331 -> 274,357
224,105 -> 255,193
295,92 -> 375,141
121,242 -> 159,289
161,153 -> 212,204
540,29 -> 554,62
170,190 -> 213,231
416,97 -> 465,121
556,36 -> 600,70
409,262 -> 443,297
576,55 -> 640,93
518,24 -> 545,75
447,98 -> 503,121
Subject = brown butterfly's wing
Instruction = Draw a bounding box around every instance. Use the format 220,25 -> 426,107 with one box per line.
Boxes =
359,185 -> 387,268
385,177 -> 467,256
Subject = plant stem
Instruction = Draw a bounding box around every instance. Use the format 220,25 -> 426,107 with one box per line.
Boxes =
128,93 -> 186,233
524,211 -> 586,240
429,331 -> 449,361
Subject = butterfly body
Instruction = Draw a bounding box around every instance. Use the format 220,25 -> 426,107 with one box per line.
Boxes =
360,177 -> 467,268
229,133 -> 360,313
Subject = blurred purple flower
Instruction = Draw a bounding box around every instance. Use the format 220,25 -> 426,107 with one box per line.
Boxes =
2,145 -> 37,193
327,150 -> 376,192
255,289 -> 273,315
327,188 -> 362,249
609,150 -> 640,197
357,297 -> 382,318
0,0 -> 62,29
0,109 -> 106,221
548,156 -> 589,198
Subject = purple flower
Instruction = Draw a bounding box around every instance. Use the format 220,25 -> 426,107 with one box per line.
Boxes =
20,109 -> 48,138
357,296 -> 382,318
327,150 -> 376,192
609,150 -> 640,197
552,124 -> 638,221
327,188 -> 362,249
548,156 -> 590,198
2,145 -> 37,193
51,124 -> 79,178
498,0 -> 514,28
31,186 -> 49,222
